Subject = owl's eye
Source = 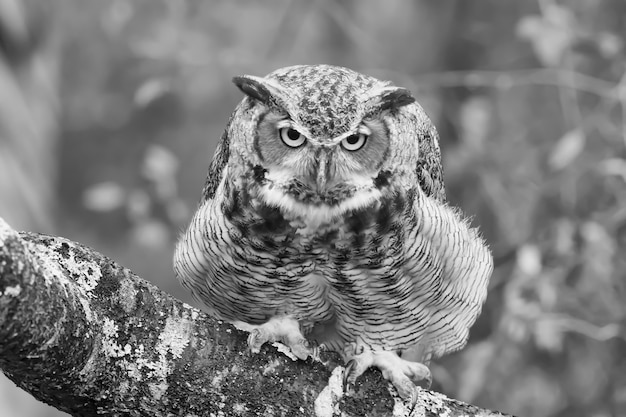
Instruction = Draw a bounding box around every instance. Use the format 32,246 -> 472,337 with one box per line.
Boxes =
279,127 -> 306,148
341,134 -> 367,151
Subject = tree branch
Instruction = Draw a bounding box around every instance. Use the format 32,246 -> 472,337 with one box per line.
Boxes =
0,217 -> 511,416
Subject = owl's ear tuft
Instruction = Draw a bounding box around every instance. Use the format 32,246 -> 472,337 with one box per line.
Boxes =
378,87 -> 415,112
233,75 -> 273,104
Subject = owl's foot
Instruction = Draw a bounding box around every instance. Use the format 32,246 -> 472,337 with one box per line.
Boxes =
343,349 -> 432,402
238,316 -> 318,361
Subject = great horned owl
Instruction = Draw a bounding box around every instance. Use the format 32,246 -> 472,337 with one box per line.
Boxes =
174,64 -> 492,400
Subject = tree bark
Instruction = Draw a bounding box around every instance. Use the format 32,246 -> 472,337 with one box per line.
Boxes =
0,217 -> 511,417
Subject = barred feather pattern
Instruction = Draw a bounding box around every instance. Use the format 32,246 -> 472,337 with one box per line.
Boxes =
175,168 -> 491,361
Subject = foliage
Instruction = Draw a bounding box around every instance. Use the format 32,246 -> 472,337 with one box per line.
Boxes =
1,1 -> 625,416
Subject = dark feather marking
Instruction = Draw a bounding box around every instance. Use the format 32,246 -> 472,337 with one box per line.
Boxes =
233,76 -> 272,104
229,221 -> 249,240
368,249 -> 386,268
253,111 -> 268,163
248,238 -> 269,253
374,121 -> 392,170
331,271 -> 358,295
345,209 -> 371,234
265,269 -> 282,281
284,180 -> 351,206
375,200 -> 392,235
261,236 -> 278,250
406,187 -> 417,206
277,247 -> 293,259
379,88 -> 415,112
222,186 -> 241,221
373,170 -> 392,189
334,247 -> 350,265
202,129 -> 230,201
351,232 -> 365,249
345,207 -> 377,251
252,165 -> 267,184
279,276 -> 301,289
416,132 -> 446,202
315,229 -> 339,246
239,183 -> 251,207
390,223 -> 405,247
251,204 -> 290,235
370,233 -> 384,247
244,253 -> 266,267
393,192 -> 407,213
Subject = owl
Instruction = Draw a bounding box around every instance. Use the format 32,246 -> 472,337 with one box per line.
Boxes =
174,64 -> 492,401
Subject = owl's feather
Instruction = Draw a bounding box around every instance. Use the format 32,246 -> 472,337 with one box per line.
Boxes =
174,64 -> 492,399
202,129 -> 230,200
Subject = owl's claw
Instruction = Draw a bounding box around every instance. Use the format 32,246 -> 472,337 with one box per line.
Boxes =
342,349 -> 431,402
342,358 -> 365,395
247,328 -> 268,354
242,316 -> 317,360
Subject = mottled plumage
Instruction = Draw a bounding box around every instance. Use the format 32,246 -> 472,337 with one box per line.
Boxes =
174,65 -> 492,400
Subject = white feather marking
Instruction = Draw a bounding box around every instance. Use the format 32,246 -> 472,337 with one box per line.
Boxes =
259,167 -> 381,231
259,184 -> 380,232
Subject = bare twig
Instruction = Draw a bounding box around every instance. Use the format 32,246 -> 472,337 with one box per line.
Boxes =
616,71 -> 626,148
416,68 -> 617,97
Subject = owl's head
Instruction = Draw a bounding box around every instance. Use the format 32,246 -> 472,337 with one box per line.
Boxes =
225,65 -> 440,219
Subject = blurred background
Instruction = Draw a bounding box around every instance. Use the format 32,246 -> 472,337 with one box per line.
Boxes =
1,0 -> 625,416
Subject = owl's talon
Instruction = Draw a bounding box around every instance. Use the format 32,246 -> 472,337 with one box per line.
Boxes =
342,361 -> 357,395
345,381 -> 356,396
343,359 -> 355,388
405,387 -> 419,409
419,371 -> 432,390
242,316 -> 316,360
249,328 -> 275,354
342,348 -> 431,401
393,377 -> 420,404
306,341 -> 321,361
342,356 -> 371,396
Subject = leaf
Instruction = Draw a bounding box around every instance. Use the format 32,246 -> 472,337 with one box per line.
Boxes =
596,32 -> 623,59
82,182 -> 126,212
134,79 -> 171,107
534,317 -> 564,352
548,129 -> 585,171
459,96 -> 491,150
599,158 -> 626,181
516,244 -> 542,276
131,220 -> 170,249
141,144 -> 179,182
516,4 -> 576,67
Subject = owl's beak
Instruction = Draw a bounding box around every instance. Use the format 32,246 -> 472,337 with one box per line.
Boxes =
314,149 -> 333,191
316,156 -> 328,191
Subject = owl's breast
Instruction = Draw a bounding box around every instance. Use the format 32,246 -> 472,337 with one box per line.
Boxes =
179,175 -> 415,330
222,175 -> 411,257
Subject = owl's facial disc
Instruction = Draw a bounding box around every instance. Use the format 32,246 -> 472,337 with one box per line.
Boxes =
238,66 -> 412,210
252,111 -> 392,210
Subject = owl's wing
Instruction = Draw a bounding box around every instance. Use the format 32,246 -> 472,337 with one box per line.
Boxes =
406,185 -> 493,359
416,126 -> 446,203
201,129 -> 230,201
